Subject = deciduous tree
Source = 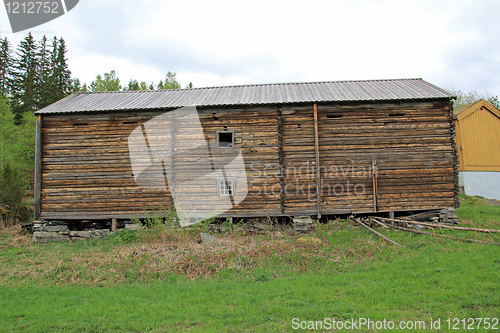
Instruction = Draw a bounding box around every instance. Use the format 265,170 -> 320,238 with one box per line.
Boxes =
90,70 -> 122,91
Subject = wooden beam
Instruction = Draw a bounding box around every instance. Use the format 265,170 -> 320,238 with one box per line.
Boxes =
356,218 -> 402,246
34,115 -> 42,220
372,159 -> 378,213
277,106 -> 285,214
385,223 -> 500,246
375,217 -> 500,233
313,103 -> 321,218
170,112 -> 176,207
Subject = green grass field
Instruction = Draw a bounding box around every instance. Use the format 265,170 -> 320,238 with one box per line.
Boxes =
0,195 -> 499,332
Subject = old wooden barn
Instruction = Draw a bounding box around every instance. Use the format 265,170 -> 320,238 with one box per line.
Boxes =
33,78 -> 458,222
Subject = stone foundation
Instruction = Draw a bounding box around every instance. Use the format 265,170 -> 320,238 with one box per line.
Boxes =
33,225 -> 110,243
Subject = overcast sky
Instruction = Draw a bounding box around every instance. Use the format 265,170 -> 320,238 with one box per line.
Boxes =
0,0 -> 498,96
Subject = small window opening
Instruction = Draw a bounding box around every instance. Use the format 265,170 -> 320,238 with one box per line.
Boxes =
388,112 -> 405,117
73,123 -> 87,127
212,113 -> 218,120
218,132 -> 234,148
327,113 -> 343,119
224,126 -> 228,131
297,124 -> 302,129
218,178 -> 234,196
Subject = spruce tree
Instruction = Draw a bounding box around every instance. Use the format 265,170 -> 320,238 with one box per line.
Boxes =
11,32 -> 38,120
36,35 -> 53,109
0,37 -> 14,97
51,37 -> 72,101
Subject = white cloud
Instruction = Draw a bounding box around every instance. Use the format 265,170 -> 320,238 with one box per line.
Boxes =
70,54 -> 164,87
0,0 -> 498,95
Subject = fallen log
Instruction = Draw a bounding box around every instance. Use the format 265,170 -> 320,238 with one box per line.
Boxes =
355,219 -> 402,247
375,217 -> 500,234
369,218 -> 390,229
385,224 -> 500,245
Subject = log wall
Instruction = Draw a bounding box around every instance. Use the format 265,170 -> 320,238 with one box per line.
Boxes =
317,100 -> 457,213
38,99 -> 457,220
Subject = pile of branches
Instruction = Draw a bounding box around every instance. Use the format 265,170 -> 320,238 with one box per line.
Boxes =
355,216 -> 500,247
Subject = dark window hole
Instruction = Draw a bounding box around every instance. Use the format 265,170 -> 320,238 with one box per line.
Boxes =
218,132 -> 234,148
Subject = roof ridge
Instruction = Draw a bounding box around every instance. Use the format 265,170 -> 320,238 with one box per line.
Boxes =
36,78 -> 455,115
73,78 -> 425,95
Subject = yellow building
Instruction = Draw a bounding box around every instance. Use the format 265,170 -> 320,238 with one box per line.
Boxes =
454,99 -> 500,199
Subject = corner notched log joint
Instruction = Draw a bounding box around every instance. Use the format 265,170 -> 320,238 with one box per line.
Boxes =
34,115 -> 42,220
313,103 -> 321,218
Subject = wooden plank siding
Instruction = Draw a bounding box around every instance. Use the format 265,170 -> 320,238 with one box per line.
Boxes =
39,100 -> 457,220
454,101 -> 500,172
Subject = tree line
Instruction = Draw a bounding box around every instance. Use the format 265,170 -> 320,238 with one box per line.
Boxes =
451,89 -> 499,110
0,32 -> 74,122
80,70 -> 191,92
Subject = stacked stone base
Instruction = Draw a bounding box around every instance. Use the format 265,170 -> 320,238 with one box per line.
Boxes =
33,225 -> 110,243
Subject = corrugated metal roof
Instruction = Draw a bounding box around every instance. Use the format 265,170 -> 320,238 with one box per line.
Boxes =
35,78 -> 455,114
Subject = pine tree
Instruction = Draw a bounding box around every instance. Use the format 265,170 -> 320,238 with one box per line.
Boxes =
0,37 -> 14,97
11,32 -> 38,120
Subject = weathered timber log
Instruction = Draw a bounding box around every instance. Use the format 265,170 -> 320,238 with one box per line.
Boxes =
375,217 -> 500,233
379,222 -> 500,245
355,218 -> 402,246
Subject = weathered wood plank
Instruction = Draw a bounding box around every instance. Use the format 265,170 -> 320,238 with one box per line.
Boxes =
34,115 -> 42,220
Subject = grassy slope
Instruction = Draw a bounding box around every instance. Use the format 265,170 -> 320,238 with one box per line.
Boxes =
0,195 -> 499,332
